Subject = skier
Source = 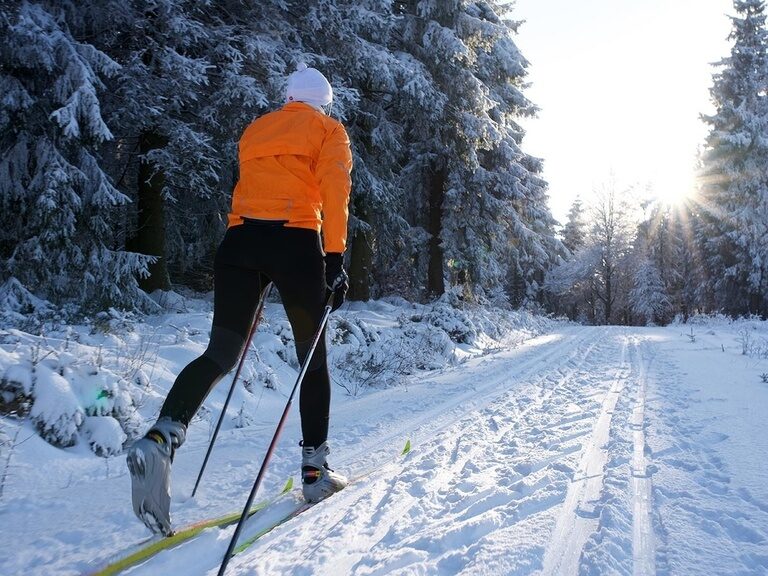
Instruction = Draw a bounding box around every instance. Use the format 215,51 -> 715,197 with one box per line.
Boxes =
126,63 -> 353,536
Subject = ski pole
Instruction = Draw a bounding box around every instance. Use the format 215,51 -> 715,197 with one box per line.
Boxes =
217,292 -> 335,576
191,282 -> 273,498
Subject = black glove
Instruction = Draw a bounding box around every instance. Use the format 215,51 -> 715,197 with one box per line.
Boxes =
324,253 -> 348,312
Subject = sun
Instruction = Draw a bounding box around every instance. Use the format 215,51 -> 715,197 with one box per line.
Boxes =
650,167 -> 697,207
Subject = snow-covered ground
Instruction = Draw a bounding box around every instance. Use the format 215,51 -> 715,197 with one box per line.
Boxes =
1,299 -> 767,575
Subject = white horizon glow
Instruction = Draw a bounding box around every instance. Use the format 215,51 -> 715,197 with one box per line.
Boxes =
511,0 -> 734,222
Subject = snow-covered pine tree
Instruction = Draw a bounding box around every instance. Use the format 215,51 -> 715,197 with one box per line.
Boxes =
0,2 -> 153,313
83,0 -> 301,292
393,0 -> 560,304
629,254 -> 672,326
562,196 -> 588,254
697,0 -> 768,317
634,199 -> 684,323
290,0 -> 422,301
544,243 -> 601,323
470,3 -> 561,307
630,208 -> 674,325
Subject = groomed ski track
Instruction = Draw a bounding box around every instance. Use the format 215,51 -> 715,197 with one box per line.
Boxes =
123,326 -> 667,575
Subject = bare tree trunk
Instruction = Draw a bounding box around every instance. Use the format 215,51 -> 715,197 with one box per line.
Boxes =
604,266 -> 613,323
135,129 -> 170,292
348,225 -> 372,301
427,166 -> 446,298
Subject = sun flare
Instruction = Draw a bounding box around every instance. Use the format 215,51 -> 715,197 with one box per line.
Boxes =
650,167 -> 697,207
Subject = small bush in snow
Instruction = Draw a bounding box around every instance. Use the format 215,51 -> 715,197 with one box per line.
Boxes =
424,303 -> 477,345
1,339 -> 144,453
233,403 -> 255,429
685,313 -> 734,326
0,364 -> 34,417
150,290 -> 191,313
332,316 -> 379,347
81,416 -> 126,457
242,362 -> 280,391
88,308 -> 139,335
30,365 -> 84,448
329,315 -> 438,395
737,328 -> 752,355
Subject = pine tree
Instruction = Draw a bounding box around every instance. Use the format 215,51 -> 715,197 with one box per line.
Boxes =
630,208 -> 674,325
393,0 -> 560,304
635,200 -> 686,323
697,0 -> 768,316
562,197 -> 588,253
544,244 -> 601,323
0,1 -> 154,312
291,0 -> 418,301
80,0 -> 302,292
629,255 -> 671,326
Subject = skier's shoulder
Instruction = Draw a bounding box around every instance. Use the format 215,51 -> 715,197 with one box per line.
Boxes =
242,103 -> 347,149
320,113 -> 347,135
248,106 -> 286,128
246,103 -> 327,129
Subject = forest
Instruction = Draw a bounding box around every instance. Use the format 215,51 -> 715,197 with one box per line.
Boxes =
1,0 -> 767,325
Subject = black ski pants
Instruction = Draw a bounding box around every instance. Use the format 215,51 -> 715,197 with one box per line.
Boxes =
159,221 -> 331,448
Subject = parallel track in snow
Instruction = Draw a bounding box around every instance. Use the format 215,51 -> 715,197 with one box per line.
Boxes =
229,326 -> 650,575
107,327 -> 665,576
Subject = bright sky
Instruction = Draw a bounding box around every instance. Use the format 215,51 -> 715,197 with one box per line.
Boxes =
510,0 -> 735,222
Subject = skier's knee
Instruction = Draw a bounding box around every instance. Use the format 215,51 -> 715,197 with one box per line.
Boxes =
203,326 -> 246,372
295,339 -> 326,371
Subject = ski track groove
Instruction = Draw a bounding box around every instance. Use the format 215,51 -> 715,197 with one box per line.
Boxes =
235,326 -> 636,575
630,337 -> 656,576
87,326 -> 725,576
540,333 -> 630,576
74,327 -> 600,576
6,324 -> 768,576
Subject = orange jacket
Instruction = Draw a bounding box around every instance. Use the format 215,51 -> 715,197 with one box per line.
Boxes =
228,102 -> 353,254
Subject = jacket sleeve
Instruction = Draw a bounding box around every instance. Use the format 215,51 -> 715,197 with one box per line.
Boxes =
317,122 -> 353,254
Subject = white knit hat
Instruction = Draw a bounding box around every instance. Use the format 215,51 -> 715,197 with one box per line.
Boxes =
286,63 -> 333,108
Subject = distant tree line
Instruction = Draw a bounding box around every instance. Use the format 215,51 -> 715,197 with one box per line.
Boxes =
547,0 -> 768,324
0,0 -> 561,317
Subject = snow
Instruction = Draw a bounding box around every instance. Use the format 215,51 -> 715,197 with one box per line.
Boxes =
29,364 -> 84,448
1,300 -> 767,575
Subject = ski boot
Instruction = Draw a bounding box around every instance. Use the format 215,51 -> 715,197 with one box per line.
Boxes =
126,418 -> 186,536
301,441 -> 348,503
